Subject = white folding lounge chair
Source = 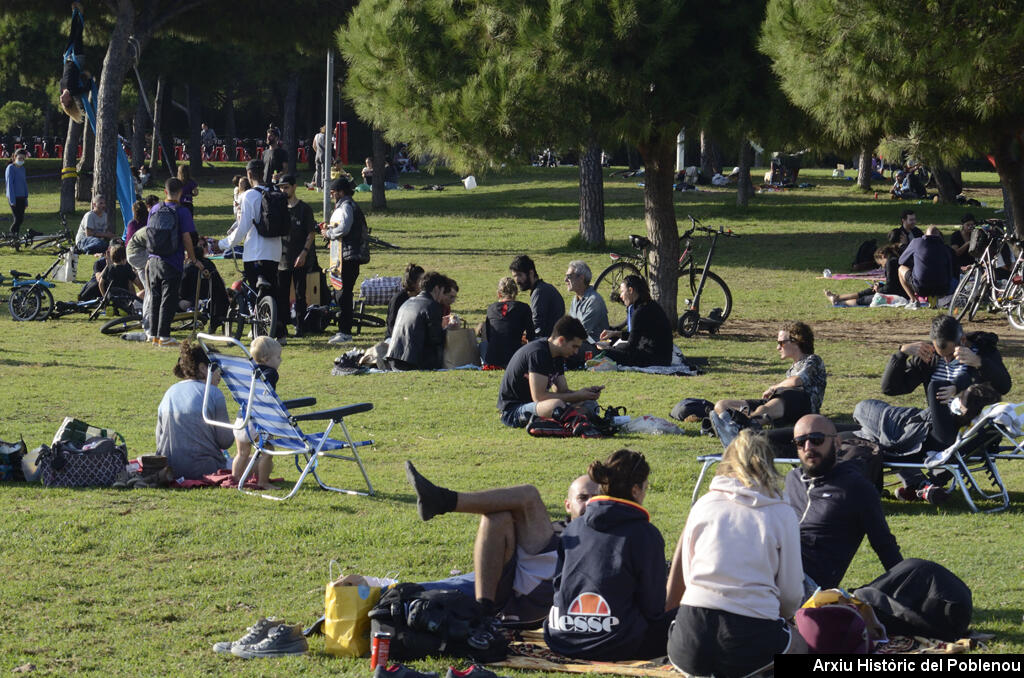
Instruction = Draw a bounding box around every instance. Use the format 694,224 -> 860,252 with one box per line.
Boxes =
196,333 -> 374,500
693,405 -> 1024,513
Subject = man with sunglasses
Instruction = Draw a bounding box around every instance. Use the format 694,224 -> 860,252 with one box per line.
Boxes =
881,314 -> 1010,397
784,414 -> 903,593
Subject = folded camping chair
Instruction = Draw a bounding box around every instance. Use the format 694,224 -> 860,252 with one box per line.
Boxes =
196,333 -> 374,500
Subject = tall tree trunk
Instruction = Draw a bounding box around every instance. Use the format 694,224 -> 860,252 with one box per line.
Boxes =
371,127 -> 387,210
188,84 -> 203,174
76,118 -> 94,203
625,145 -> 641,171
93,1 -> 133,214
223,85 -> 236,150
282,72 -> 300,175
578,141 -> 605,246
932,167 -> 962,204
61,120 -> 83,214
736,138 -> 755,207
131,97 -> 146,172
699,130 -> 721,180
638,132 -> 680,325
992,132 -> 1023,238
150,76 -> 164,172
857,147 -> 872,190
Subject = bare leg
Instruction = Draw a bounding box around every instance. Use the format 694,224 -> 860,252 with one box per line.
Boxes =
749,397 -> 785,422
824,289 -> 862,307
473,511 -> 517,603
256,454 -> 275,490
232,436 -> 252,482
898,265 -> 916,300
455,484 -> 554,554
665,533 -> 686,611
714,398 -> 749,415
535,398 -> 566,418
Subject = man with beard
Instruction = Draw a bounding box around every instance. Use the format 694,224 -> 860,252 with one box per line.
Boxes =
509,255 -> 565,338
784,414 -> 903,592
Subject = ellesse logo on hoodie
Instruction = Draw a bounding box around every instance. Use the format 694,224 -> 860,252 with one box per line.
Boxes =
548,592 -> 620,633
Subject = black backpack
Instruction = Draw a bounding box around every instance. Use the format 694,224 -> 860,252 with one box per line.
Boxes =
254,185 -> 290,238
851,239 -> 877,271
146,203 -> 180,256
854,558 -> 972,641
368,583 -> 507,663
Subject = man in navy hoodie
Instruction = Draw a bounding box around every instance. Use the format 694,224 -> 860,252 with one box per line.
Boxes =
784,414 -> 903,592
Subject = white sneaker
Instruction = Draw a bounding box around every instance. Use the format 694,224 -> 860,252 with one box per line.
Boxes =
328,332 -> 352,345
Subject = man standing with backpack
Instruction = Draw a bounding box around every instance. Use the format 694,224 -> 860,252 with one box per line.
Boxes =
147,177 -> 196,347
321,177 -> 370,345
218,159 -> 287,340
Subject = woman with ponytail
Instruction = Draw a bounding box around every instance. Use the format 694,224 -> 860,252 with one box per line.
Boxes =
544,449 -> 674,660
666,430 -> 806,677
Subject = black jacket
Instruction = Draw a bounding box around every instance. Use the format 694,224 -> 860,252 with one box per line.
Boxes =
385,292 -> 444,369
784,461 -> 902,589
604,301 -> 674,367
544,497 -> 666,660
881,331 -> 1011,396
530,280 -> 565,338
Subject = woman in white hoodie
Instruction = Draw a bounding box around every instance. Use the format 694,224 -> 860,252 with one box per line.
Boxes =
666,430 -> 806,677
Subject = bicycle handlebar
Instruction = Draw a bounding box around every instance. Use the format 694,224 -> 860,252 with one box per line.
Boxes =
683,215 -> 740,239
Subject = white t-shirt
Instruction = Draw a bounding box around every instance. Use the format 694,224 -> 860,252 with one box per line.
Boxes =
76,210 -> 109,244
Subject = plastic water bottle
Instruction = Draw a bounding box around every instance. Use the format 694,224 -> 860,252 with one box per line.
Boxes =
822,269 -> 832,279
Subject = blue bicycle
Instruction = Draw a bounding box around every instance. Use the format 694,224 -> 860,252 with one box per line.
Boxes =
5,248 -> 68,321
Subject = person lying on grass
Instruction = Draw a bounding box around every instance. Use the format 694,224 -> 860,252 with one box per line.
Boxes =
406,460 -> 599,628
825,244 -> 905,306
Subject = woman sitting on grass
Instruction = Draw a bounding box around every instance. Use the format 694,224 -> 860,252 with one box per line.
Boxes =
544,449 -> 674,661
155,340 -> 234,479
479,276 -> 535,368
597,275 -> 673,367
824,244 -> 905,306
666,430 -> 806,677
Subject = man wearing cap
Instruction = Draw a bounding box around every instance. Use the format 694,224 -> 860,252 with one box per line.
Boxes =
321,177 -> 369,345
262,126 -> 288,185
218,158 -> 284,337
276,175 -> 318,339
784,414 -> 902,593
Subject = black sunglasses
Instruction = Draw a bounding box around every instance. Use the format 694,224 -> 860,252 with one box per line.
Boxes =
793,432 -> 834,446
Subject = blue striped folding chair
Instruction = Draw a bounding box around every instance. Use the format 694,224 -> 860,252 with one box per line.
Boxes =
196,333 -> 374,500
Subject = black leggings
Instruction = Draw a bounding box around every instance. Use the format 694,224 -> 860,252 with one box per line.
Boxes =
9,197 -> 26,234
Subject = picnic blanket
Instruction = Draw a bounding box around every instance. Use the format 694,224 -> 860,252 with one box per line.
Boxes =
171,468 -> 284,489
820,269 -> 885,280
489,629 -> 987,677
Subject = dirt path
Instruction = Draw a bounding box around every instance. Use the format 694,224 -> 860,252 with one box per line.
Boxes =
725,316 -> 1024,358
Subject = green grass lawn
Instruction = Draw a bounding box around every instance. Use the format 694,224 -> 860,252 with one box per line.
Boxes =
1,162 -> 1022,674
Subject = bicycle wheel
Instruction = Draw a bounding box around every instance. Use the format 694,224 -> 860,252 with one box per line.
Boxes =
34,286 -> 54,321
593,261 -> 642,329
680,269 -> 732,324
948,267 -> 982,321
8,287 -> 41,321
100,314 -> 144,335
223,301 -> 245,339
254,296 -> 278,338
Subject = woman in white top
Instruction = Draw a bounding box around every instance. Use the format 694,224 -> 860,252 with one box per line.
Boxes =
665,430 -> 806,677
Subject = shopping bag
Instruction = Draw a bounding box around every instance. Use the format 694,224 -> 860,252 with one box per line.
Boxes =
324,564 -> 385,657
443,327 -> 480,369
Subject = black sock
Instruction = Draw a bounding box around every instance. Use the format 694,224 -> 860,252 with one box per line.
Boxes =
477,598 -> 496,617
405,460 -> 457,521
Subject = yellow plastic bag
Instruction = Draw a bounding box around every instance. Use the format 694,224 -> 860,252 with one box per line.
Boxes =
801,587 -> 888,644
324,570 -> 382,657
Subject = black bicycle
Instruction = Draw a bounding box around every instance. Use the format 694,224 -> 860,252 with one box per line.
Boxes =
593,215 -> 736,336
223,276 -> 277,340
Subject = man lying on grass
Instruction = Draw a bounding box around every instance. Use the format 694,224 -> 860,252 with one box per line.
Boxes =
407,461 -> 598,628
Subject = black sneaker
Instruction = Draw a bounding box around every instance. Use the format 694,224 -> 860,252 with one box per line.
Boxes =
374,664 -> 439,678
917,483 -> 950,505
212,617 -> 278,654
230,623 -> 307,658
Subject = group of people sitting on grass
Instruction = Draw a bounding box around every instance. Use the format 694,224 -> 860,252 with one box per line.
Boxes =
405,416 -> 888,673
826,210 -> 989,308
706,314 -> 1009,504
379,254 -> 675,372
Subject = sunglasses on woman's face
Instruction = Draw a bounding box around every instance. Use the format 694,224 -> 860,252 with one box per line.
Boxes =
777,338 -> 793,347
793,432 -> 832,446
